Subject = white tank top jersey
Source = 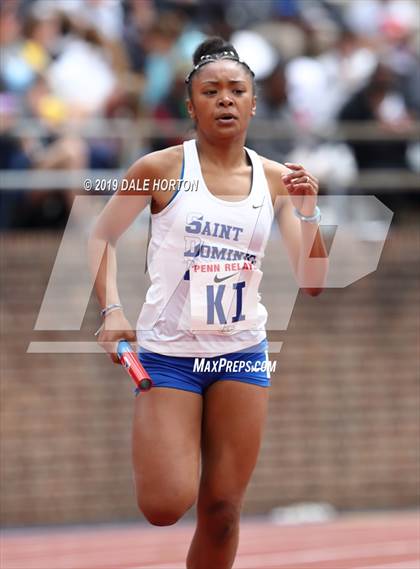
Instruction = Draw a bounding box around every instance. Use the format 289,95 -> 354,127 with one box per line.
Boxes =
137,139 -> 275,357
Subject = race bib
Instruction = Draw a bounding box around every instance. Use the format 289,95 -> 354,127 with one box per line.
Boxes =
189,261 -> 262,334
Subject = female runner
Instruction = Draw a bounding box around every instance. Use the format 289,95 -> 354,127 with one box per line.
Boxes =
89,37 -> 328,569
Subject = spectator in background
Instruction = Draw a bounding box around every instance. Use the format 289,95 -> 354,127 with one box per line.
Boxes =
141,10 -> 205,109
380,11 -> 420,118
13,73 -> 89,228
344,0 -> 419,40
55,0 -> 134,107
20,3 -> 59,73
47,22 -> 117,116
150,60 -> 192,152
282,20 -> 376,131
54,0 -> 124,43
342,0 -> 420,118
339,61 -> 414,170
141,13 -> 183,110
123,0 -> 156,76
317,29 -> 377,121
0,2 -> 58,94
247,60 -> 295,162
0,4 -> 123,229
0,93 -> 28,229
284,33 -> 333,130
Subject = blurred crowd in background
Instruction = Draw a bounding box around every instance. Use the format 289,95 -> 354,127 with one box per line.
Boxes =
1,0 -> 419,229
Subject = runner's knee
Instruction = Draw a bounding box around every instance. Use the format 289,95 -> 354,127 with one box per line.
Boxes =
141,506 -> 183,526
138,493 -> 196,526
201,500 -> 241,543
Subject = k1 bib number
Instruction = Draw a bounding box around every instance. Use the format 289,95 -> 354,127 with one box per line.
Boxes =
189,261 -> 262,333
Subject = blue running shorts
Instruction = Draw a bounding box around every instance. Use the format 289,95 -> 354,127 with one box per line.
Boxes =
137,339 -> 271,395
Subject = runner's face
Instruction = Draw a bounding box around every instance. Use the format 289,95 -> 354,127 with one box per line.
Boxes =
187,60 -> 256,139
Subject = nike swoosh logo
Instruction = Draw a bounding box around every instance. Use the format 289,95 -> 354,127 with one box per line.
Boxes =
252,204 -> 263,209
214,271 -> 240,283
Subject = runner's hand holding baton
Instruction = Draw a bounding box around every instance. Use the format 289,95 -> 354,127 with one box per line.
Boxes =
95,304 -> 152,394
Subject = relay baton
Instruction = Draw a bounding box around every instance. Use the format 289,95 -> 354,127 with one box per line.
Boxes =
117,340 -> 153,394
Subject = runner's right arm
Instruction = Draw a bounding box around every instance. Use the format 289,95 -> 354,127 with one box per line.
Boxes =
88,154 -> 160,362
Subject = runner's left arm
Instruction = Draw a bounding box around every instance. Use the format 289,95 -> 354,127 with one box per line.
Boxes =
264,159 -> 328,296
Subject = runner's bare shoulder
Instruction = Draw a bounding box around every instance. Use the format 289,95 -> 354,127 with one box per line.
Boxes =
118,145 -> 184,197
259,156 -> 290,205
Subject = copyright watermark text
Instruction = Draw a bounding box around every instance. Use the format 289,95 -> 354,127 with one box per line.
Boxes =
83,178 -> 199,192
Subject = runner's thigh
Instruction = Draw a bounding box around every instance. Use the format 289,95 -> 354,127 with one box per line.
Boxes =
132,387 -> 203,513
199,380 -> 269,503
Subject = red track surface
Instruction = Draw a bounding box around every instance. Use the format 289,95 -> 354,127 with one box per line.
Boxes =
1,512 -> 419,569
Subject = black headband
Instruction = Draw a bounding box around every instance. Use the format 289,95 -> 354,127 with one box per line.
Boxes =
185,50 -> 255,84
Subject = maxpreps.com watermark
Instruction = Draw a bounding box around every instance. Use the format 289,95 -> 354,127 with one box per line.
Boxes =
193,357 -> 277,374
83,177 -> 199,192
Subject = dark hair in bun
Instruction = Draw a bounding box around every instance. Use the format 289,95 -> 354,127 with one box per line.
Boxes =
192,37 -> 239,65
186,36 -> 255,97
